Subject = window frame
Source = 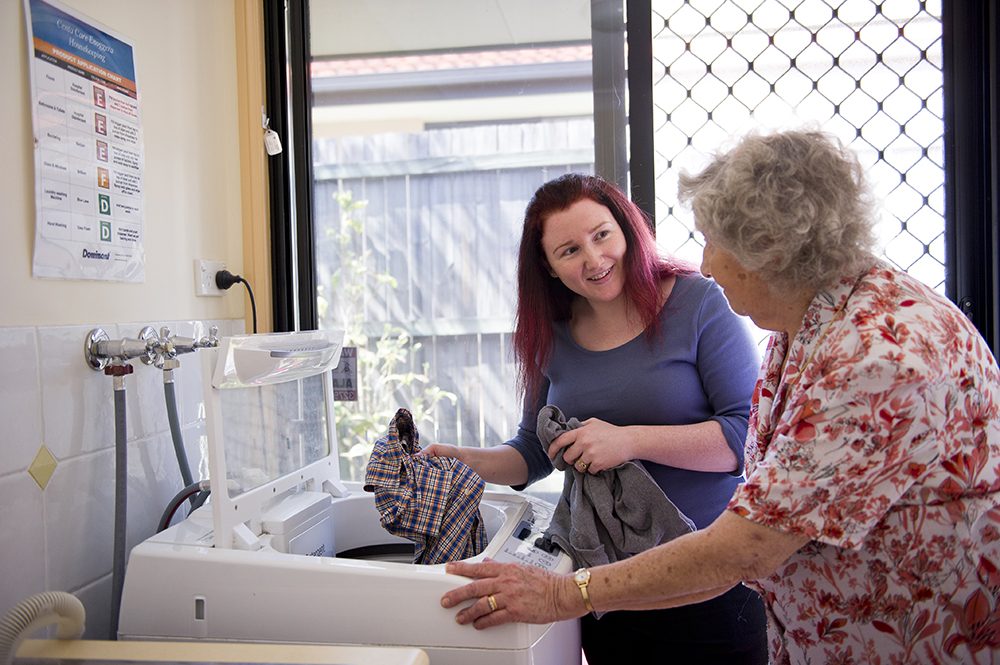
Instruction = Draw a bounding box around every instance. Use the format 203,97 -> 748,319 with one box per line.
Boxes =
942,0 -> 999,352
263,0 -> 317,332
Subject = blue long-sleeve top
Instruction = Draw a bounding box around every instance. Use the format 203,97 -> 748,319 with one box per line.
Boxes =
506,273 -> 761,529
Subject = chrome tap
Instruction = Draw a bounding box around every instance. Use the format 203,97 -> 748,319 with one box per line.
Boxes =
84,328 -> 158,370
157,325 -> 219,357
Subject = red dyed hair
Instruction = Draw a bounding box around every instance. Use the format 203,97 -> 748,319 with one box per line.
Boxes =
513,173 -> 695,401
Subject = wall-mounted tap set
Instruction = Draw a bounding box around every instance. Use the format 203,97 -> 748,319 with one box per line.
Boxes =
84,326 -> 219,373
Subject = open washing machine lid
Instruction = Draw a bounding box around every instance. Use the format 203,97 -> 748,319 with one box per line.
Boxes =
201,330 -> 346,551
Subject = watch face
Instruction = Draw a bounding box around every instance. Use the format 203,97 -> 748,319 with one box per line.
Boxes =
575,569 -> 589,584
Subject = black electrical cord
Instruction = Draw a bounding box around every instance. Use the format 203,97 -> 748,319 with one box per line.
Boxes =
216,270 -> 258,333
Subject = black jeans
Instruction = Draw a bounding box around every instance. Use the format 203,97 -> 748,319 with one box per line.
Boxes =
581,584 -> 768,665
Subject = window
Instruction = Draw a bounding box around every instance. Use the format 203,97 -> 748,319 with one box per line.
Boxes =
265,0 -> 997,485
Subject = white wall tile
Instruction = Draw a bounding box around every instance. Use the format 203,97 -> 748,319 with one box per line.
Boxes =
0,327 -> 42,476
171,320 -> 211,428
127,431 -> 185,554
0,472 -> 46,619
74,575 -> 112,641
229,317 -> 247,336
45,450 -> 115,592
39,325 -> 117,459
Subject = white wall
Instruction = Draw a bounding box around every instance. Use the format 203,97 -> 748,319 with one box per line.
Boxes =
0,0 -> 248,639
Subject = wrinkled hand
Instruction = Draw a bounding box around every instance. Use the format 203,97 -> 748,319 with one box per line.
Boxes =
548,418 -> 632,474
441,559 -> 580,629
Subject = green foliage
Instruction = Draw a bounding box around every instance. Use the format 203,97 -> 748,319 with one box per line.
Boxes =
317,190 -> 457,481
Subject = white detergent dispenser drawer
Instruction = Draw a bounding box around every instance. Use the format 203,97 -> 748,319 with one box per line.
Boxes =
261,491 -> 334,556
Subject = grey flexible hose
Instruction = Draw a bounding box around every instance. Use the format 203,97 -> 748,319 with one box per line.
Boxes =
0,591 -> 85,665
164,379 -> 195,494
110,385 -> 127,640
190,487 -> 210,510
157,481 -> 210,533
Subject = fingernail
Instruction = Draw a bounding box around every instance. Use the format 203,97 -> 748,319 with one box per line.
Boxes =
442,598 -> 451,608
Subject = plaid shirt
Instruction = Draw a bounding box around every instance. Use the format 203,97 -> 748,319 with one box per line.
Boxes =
364,409 -> 487,564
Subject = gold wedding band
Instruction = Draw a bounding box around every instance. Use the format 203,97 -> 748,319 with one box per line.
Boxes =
487,594 -> 498,612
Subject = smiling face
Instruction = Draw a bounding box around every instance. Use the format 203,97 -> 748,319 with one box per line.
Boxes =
541,198 -> 629,307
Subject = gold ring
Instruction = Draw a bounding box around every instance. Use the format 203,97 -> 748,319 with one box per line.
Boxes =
577,460 -> 589,470
487,594 -> 498,612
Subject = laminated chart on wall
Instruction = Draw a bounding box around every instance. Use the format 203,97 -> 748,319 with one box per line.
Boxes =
24,0 -> 144,282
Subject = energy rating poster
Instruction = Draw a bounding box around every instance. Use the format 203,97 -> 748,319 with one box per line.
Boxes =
24,0 -> 145,282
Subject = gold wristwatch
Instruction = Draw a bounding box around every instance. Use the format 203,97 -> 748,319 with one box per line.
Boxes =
573,568 -> 595,612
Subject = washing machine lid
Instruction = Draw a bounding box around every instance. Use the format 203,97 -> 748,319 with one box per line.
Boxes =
201,330 -> 347,550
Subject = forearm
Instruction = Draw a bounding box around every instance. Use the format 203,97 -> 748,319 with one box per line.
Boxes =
605,585 -> 736,611
564,511 -> 806,614
441,511 -> 808,628
625,420 -> 737,473
453,444 -> 530,486
580,535 -> 742,613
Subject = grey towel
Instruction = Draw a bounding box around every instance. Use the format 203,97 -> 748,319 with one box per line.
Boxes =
537,405 -> 696,616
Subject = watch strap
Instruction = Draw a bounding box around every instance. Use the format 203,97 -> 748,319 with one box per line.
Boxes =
574,568 -> 595,612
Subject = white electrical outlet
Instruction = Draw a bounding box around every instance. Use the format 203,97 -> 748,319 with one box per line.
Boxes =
195,259 -> 226,297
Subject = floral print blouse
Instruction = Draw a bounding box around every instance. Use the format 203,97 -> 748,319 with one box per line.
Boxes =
729,261 -> 1000,664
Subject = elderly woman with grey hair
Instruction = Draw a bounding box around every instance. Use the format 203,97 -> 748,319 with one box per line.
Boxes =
438,129 -> 1000,664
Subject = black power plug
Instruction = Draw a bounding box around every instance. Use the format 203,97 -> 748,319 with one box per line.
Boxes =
214,270 -> 258,333
215,270 -> 241,290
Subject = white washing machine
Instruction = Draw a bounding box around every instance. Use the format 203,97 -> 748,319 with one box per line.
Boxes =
118,331 -> 581,665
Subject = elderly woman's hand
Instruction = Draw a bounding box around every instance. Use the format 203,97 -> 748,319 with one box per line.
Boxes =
441,559 -> 583,629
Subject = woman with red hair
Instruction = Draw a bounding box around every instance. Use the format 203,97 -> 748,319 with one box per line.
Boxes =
421,173 -> 765,663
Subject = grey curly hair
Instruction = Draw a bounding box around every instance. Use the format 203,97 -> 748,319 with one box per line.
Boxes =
678,129 -> 880,299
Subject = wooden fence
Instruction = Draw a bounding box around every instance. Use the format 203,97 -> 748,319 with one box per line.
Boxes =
312,117 -> 594,477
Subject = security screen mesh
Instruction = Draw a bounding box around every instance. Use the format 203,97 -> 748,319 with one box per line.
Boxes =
651,0 -> 944,292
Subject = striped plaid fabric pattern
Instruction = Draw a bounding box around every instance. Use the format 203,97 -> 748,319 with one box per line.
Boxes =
364,408 -> 487,564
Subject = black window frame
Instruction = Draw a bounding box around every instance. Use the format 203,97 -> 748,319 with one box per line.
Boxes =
942,0 -> 999,353
263,0 -> 316,332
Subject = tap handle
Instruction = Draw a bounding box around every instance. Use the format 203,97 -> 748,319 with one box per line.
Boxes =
196,325 -> 220,348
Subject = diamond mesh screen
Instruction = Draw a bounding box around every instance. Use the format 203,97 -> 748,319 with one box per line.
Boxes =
651,0 -> 944,292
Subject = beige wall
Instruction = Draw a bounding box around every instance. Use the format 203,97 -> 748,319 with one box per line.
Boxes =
2,0 -> 245,328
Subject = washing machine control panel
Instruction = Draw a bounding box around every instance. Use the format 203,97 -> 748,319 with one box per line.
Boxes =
492,500 -> 564,571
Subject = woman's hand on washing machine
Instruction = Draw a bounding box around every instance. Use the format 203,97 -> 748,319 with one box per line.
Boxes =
547,418 -> 634,474
441,559 -> 582,629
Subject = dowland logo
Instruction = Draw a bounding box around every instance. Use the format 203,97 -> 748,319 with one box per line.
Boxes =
82,249 -> 110,260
